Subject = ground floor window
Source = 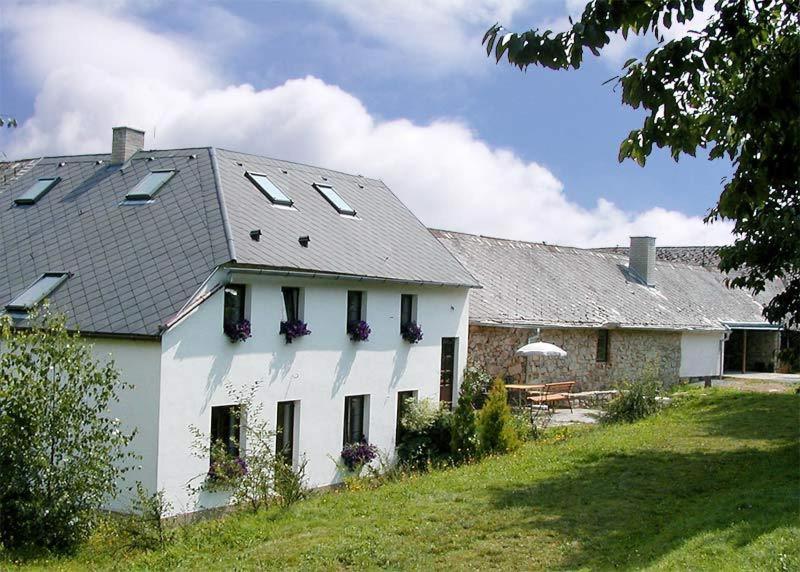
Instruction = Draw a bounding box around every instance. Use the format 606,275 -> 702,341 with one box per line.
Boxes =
440,338 -> 457,409
343,395 -> 368,445
276,401 -> 296,465
596,329 -> 610,363
210,404 -> 241,462
396,390 -> 417,443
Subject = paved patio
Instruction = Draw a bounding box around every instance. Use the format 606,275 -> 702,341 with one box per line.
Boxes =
721,372 -> 800,384
547,407 -> 603,427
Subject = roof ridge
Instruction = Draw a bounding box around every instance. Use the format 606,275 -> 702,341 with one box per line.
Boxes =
430,228 -> 589,253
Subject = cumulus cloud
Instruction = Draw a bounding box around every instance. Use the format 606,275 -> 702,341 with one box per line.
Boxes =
0,2 -> 731,247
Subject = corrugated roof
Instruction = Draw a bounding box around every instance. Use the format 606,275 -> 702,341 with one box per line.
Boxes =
432,229 -> 773,331
0,149 -> 476,336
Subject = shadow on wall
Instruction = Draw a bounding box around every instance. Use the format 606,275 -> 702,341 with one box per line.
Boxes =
332,346 -> 357,397
390,343 -> 410,389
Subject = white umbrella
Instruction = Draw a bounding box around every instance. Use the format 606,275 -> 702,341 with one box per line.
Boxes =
516,341 -> 567,357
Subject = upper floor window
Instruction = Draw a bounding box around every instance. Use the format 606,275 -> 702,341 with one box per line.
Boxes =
347,290 -> 364,329
282,287 -> 301,322
596,329 -> 610,363
15,177 -> 61,205
125,170 -> 176,201
245,172 -> 293,207
223,285 -> 246,330
5,272 -> 69,313
313,183 -> 356,216
400,294 -> 416,330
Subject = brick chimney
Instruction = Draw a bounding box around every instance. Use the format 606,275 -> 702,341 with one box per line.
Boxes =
111,126 -> 144,164
629,236 -> 656,286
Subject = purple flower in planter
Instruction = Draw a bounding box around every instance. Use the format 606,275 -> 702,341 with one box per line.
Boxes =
280,319 -> 311,343
224,319 -> 252,342
340,441 -> 378,471
208,455 -> 248,481
401,321 -> 423,344
347,320 -> 371,342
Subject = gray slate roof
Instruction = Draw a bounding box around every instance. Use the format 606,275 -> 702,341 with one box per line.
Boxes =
593,245 -> 721,267
432,229 -> 773,331
0,149 -> 475,337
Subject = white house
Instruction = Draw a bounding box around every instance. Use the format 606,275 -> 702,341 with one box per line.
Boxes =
0,127 -> 478,514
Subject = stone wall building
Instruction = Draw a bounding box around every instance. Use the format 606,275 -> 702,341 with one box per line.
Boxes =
433,230 -> 784,390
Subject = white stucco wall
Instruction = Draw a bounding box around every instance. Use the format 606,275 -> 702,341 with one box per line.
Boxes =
680,331 -> 724,378
89,337 -> 162,511
157,272 -> 469,514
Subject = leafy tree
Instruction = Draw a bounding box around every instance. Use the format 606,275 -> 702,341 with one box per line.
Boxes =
450,377 -> 479,461
0,309 -> 134,552
484,0 -> 799,326
477,378 -> 521,455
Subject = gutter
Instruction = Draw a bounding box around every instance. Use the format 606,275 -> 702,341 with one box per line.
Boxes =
471,319 -> 725,333
721,321 -> 782,331
209,147 -> 237,262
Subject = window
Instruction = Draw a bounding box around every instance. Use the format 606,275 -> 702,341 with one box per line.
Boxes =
347,290 -> 364,329
282,287 -> 300,322
5,273 -> 69,312
125,170 -> 176,201
210,405 -> 241,460
313,183 -> 355,216
343,395 -> 367,445
400,294 -> 416,330
440,338 -> 457,409
396,390 -> 416,443
223,284 -> 246,330
15,177 -> 60,205
245,172 -> 293,206
276,401 -> 296,465
596,329 -> 610,363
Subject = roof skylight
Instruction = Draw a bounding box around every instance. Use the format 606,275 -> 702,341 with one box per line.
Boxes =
245,172 -> 293,206
313,183 -> 356,216
15,177 -> 61,205
6,273 -> 69,312
125,170 -> 176,201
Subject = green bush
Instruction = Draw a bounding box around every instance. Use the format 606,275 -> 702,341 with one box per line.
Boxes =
461,365 -> 492,409
0,310 -> 134,553
602,380 -> 662,424
120,482 -> 174,551
396,398 -> 452,470
274,457 -> 308,507
450,376 -> 479,461
477,379 -> 521,455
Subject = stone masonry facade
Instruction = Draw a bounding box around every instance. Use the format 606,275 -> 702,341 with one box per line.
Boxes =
467,325 -> 681,390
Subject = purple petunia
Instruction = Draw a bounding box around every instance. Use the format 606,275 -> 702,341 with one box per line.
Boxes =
347,320 -> 371,342
401,321 -> 423,344
280,319 -> 311,343
340,441 -> 378,471
225,319 -> 252,342
208,455 -> 248,481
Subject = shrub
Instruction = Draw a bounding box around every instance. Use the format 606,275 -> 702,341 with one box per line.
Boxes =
450,379 -> 479,461
477,378 -> 521,455
602,379 -> 662,424
461,365 -> 492,409
0,310 -> 134,552
121,482 -> 174,551
189,382 -> 307,512
273,457 -> 308,507
396,398 -> 452,470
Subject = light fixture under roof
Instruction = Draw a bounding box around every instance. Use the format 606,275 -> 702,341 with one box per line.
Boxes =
5,272 -> 69,313
15,177 -> 61,205
313,183 -> 356,216
245,172 -> 293,207
125,170 -> 176,201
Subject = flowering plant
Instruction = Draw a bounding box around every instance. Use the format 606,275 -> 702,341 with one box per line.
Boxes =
280,319 -> 311,343
340,441 -> 378,471
224,319 -> 252,342
401,321 -> 423,344
347,320 -> 371,342
208,453 -> 248,483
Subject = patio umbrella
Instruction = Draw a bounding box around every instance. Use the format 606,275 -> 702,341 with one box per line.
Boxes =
516,341 -> 567,357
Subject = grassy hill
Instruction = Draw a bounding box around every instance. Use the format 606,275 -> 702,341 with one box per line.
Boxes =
10,388 -> 799,570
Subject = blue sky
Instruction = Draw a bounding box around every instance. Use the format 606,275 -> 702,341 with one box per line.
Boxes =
0,0 -> 732,246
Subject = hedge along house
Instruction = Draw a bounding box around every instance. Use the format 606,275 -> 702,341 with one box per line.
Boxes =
0,127 -> 478,515
431,230 -> 782,389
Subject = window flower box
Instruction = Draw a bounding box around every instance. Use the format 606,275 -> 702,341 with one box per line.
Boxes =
280,319 -> 311,343
347,320 -> 371,342
401,321 -> 423,344
340,441 -> 378,471
224,319 -> 252,342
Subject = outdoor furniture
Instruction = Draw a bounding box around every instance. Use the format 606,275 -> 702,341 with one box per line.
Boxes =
505,383 -> 545,410
528,381 -> 575,422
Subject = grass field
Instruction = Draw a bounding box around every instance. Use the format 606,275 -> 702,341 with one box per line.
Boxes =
8,388 -> 799,570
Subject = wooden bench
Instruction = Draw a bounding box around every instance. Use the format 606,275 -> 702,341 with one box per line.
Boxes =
527,381 -> 576,413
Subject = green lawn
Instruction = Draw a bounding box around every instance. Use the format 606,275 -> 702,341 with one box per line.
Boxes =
10,388 -> 800,571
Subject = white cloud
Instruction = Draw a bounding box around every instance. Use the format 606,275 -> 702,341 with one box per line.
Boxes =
0,2 -> 731,247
